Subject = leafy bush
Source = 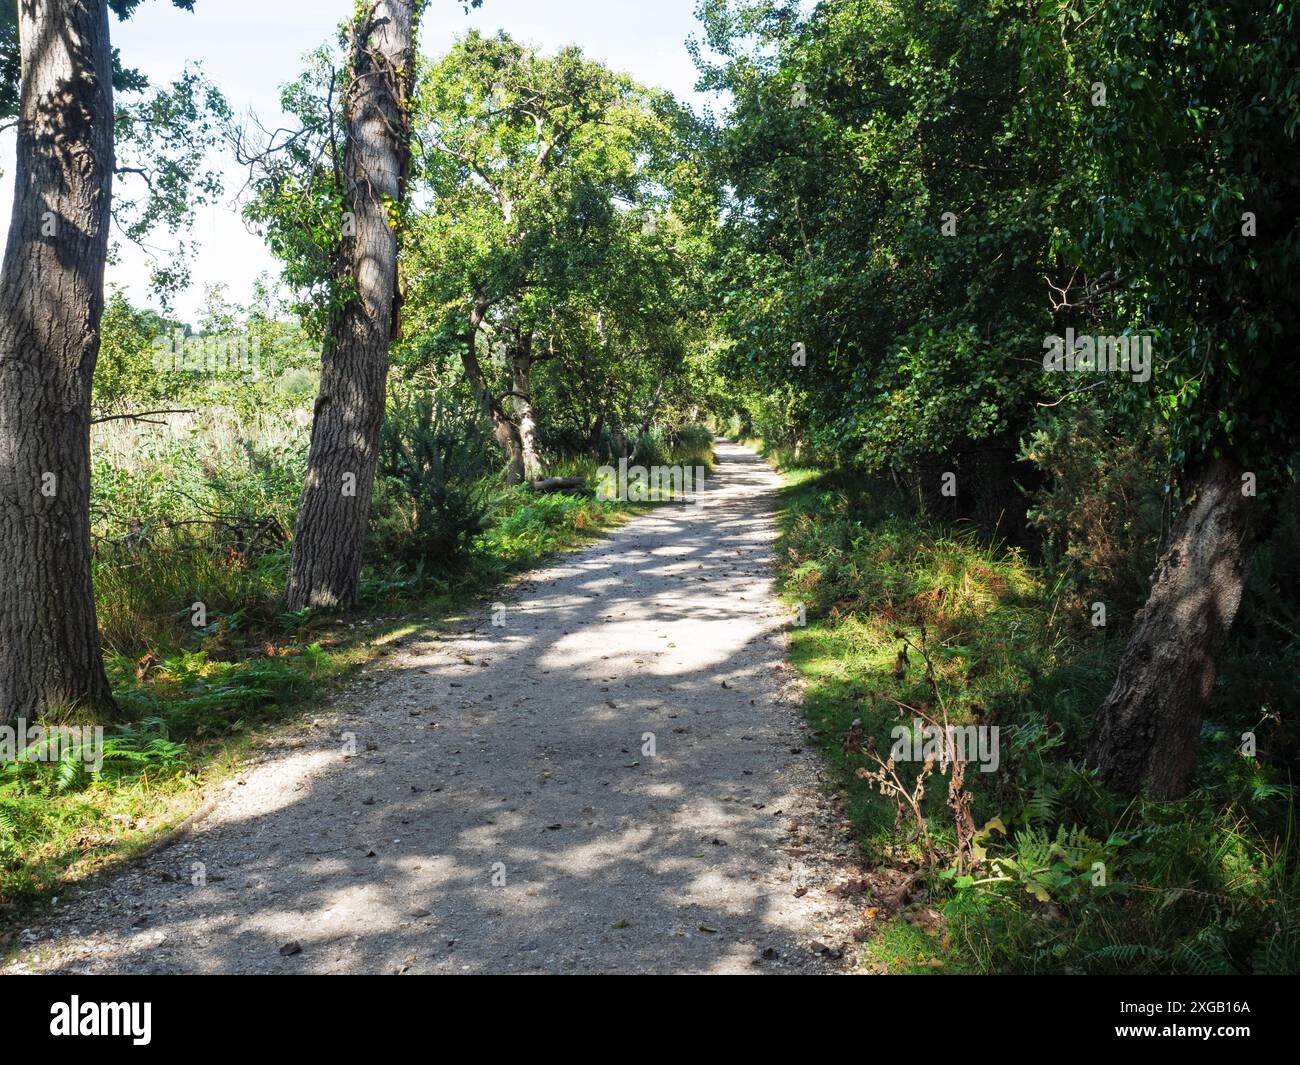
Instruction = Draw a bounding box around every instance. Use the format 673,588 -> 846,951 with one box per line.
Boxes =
110,647 -> 326,741
1020,402 -> 1167,624
668,423 -> 714,469
478,489 -> 613,566
630,426 -> 669,467
375,394 -> 493,567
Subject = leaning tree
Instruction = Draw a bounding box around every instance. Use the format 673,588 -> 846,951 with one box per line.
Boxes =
281,1 -> 425,609
1037,0 -> 1300,797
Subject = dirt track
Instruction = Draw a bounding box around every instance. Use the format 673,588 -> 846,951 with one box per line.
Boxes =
5,441 -> 860,974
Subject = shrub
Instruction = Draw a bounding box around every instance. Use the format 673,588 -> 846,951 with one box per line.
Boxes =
669,423 -> 714,468
375,393 -> 493,567
1020,403 -> 1166,624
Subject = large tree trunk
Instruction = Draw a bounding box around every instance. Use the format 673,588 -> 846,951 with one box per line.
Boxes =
285,1 -> 417,610
1087,459 -> 1255,798
461,290 -> 526,485
510,330 -> 542,481
0,0 -> 116,723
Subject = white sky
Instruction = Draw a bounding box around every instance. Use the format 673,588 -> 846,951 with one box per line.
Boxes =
0,0 -> 715,323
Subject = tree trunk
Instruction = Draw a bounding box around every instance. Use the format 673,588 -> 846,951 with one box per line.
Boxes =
1086,459 -> 1255,798
460,290 -> 525,485
285,1 -> 417,610
528,475 -> 586,494
511,330 -> 542,481
0,0 -> 117,723
628,381 -> 664,464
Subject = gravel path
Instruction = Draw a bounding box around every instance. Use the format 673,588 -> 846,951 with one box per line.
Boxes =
5,441 -> 862,975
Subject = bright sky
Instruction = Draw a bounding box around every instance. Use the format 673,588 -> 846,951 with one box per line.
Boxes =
0,0 -> 714,324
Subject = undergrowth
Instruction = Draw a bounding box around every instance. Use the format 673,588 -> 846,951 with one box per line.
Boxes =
764,447 -> 1300,975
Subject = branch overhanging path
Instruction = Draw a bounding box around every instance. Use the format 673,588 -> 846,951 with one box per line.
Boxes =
7,443 -> 855,975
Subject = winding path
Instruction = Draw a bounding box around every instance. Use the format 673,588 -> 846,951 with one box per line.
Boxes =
7,441 -> 855,974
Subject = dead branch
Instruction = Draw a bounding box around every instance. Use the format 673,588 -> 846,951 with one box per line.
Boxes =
91,408 -> 196,426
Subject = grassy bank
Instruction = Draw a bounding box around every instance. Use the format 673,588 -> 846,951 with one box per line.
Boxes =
758,443 -> 1299,975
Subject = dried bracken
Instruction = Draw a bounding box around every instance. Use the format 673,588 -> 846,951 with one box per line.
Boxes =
852,623 -> 977,872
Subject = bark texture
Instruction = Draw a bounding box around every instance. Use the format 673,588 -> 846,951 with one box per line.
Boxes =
285,1 -> 417,610
1087,459 -> 1255,798
460,288 -> 525,485
0,0 -> 117,722
510,330 -> 542,482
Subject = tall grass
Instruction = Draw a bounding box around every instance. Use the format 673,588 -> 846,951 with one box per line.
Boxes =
91,408 -> 305,654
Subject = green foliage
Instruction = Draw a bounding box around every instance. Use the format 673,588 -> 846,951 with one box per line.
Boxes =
110,650 -> 326,742
1,1 -> 198,122
701,0 -> 1299,521
477,490 -> 618,572
375,393 -> 493,567
94,290 -> 187,414
238,45 -> 353,338
669,424 -> 715,469
1020,401 -> 1167,620
406,30 -> 713,470
112,65 -> 232,299
698,0 -> 1057,470
774,459 -> 1300,974
1022,0 -> 1300,477
93,283 -> 319,420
